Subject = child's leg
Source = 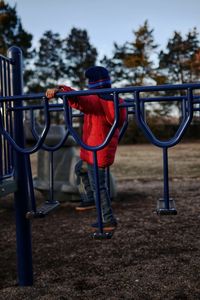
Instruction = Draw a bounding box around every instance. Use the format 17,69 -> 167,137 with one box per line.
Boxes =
74,160 -> 95,209
87,163 -> 116,224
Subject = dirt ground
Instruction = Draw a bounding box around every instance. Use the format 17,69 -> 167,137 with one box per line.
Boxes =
1,143 -> 200,300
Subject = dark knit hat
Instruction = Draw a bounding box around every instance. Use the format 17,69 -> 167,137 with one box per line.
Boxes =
85,66 -> 111,89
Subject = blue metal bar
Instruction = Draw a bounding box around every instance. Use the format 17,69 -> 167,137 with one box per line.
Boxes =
49,151 -> 54,202
8,46 -> 33,286
2,59 -> 9,174
4,59 -> 12,174
0,98 -> 51,154
0,57 -> 2,95
0,53 -> 13,63
0,57 -> 3,179
30,108 -> 70,152
106,167 -> 111,198
2,82 -> 200,102
6,59 -> 14,174
3,118 -> 8,175
140,98 -> 145,122
7,103 -> 64,111
134,89 -> 193,148
25,154 -> 36,213
93,151 -> 103,234
63,92 -> 119,151
0,132 -> 2,180
163,147 -> 170,209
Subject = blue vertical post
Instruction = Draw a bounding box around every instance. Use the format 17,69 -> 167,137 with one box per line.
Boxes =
163,147 -> 170,209
93,151 -> 103,234
8,46 -> 33,286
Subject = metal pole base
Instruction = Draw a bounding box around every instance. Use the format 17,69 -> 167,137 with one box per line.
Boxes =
91,231 -> 113,239
156,198 -> 177,215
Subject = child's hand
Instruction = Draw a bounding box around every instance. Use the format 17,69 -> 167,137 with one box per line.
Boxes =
46,85 -> 74,99
46,88 -> 59,99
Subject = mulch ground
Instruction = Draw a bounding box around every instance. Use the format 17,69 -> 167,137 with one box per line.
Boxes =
0,176 -> 200,300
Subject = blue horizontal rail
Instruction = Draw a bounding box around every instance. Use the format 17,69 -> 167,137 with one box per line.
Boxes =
0,83 -> 200,154
1,82 -> 200,102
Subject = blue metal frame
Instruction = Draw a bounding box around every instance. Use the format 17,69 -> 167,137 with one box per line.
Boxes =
134,88 -> 194,214
1,46 -> 200,284
0,53 -> 14,180
8,47 -> 33,286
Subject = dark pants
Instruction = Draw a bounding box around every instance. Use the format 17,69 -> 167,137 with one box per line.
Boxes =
75,160 -> 115,223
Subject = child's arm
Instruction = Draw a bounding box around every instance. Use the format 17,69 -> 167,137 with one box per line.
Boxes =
46,85 -> 100,114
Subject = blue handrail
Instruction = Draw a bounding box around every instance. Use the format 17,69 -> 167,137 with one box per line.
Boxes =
1,81 -> 200,102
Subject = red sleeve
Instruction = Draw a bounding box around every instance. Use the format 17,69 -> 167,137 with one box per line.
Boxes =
59,85 -> 100,114
68,95 -> 101,114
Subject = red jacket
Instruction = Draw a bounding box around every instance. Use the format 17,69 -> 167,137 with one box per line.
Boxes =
62,87 -> 126,167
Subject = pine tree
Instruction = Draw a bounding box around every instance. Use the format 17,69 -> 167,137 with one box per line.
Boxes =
158,28 -> 200,84
63,27 -> 98,89
0,0 -> 32,58
27,30 -> 64,92
101,20 -> 158,87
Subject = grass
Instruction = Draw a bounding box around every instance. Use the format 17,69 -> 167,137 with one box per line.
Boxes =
30,141 -> 200,182
111,141 -> 200,181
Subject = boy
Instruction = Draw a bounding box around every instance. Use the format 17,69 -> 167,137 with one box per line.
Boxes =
46,66 -> 126,231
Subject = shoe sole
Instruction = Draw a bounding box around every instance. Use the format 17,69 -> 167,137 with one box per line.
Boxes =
75,205 -> 96,211
91,226 -> 116,232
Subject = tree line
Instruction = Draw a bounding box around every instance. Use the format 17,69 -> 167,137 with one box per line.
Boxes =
1,0 -> 200,124
1,1 -> 200,90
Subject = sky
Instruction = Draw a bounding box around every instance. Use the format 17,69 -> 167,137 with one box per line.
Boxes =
6,0 -> 200,60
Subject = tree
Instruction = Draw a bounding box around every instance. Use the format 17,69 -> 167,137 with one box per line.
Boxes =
27,30 -> 64,93
0,0 -> 32,58
156,29 -> 200,118
101,20 -> 158,87
63,27 -> 98,89
158,28 -> 200,84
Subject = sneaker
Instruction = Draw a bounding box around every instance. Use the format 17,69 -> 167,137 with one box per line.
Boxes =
91,220 -> 118,231
75,202 -> 95,211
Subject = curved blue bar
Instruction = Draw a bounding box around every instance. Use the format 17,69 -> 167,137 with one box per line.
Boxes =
0,98 -> 51,154
30,108 -> 71,152
62,92 -> 120,151
135,88 -> 194,148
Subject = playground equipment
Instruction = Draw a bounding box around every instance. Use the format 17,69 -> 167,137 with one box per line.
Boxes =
24,122 -> 117,202
1,46 -> 200,285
